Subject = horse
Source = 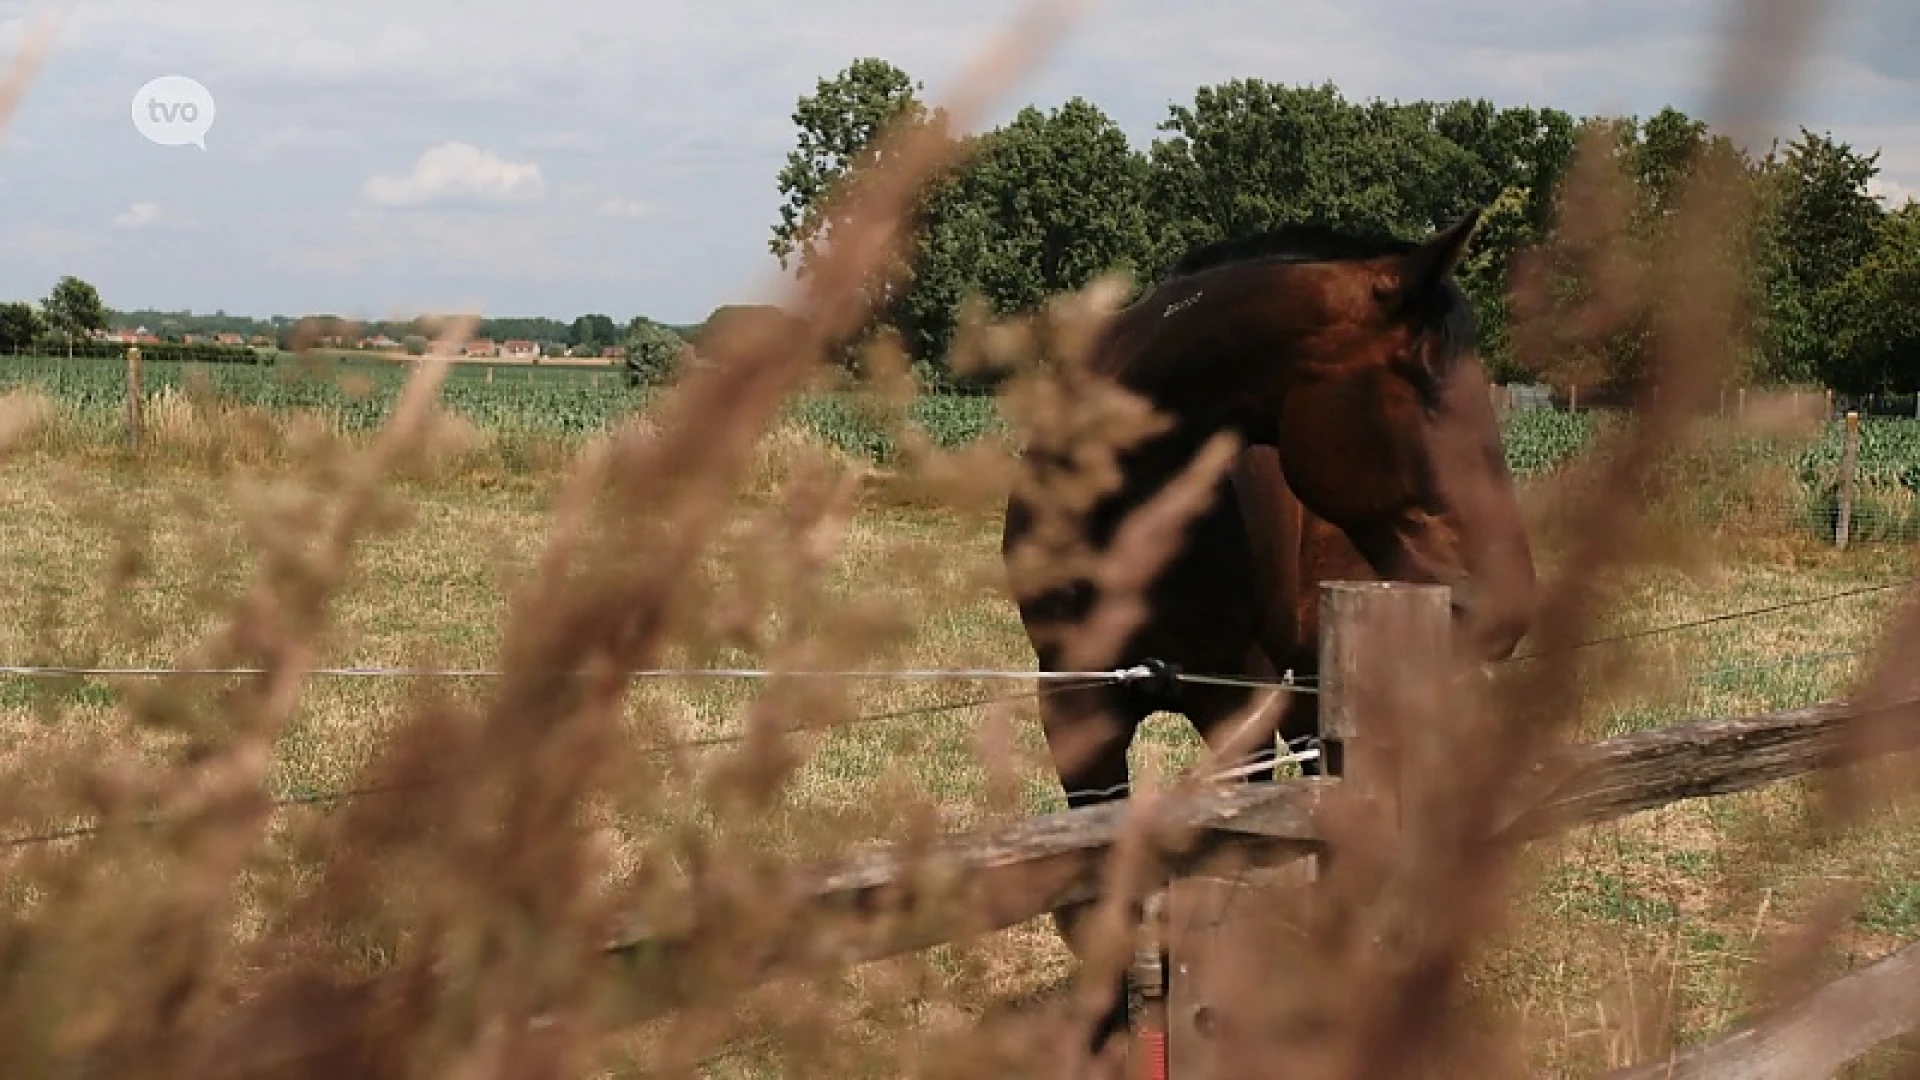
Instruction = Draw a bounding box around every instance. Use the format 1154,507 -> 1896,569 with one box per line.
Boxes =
998,208 -> 1539,1060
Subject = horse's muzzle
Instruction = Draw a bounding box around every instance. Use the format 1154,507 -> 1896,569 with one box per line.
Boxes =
1448,579 -> 1532,663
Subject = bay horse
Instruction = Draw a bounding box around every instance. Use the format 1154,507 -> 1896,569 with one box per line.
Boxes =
998,209 -> 1538,1058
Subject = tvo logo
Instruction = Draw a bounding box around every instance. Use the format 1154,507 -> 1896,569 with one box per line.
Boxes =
131,75 -> 217,150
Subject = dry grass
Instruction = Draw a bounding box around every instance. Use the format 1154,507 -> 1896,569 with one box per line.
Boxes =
3,0 -> 1918,1077
1,409 -> 1913,1077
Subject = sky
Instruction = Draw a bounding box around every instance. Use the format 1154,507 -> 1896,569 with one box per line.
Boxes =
0,0 -> 1913,328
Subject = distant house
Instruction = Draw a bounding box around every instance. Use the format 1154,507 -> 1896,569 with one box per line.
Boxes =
357,334 -> 401,351
464,339 -> 499,358
599,345 -> 626,359
501,339 -> 540,359
215,332 -> 246,346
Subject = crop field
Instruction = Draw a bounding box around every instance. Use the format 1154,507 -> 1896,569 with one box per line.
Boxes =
2,346 -> 1918,1076
3,352 -> 1917,535
0,353 -> 1008,459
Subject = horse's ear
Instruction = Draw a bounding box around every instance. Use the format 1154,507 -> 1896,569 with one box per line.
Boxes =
1379,207 -> 1482,312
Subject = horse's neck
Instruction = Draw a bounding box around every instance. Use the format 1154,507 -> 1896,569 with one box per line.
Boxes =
1097,421 -> 1221,513
1228,445 -> 1306,653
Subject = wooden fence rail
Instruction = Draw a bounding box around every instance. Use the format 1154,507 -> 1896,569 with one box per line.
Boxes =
597,690 -> 1920,1032
203,582 -> 1920,1077
1605,937 -> 1920,1080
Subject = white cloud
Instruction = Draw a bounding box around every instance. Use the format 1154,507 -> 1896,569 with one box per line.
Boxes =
235,125 -> 363,162
1868,175 -> 1917,208
266,205 -> 625,284
598,197 -> 659,219
111,202 -> 163,229
1,0 -> 1917,325
0,225 -> 103,261
523,131 -> 609,154
361,142 -> 546,207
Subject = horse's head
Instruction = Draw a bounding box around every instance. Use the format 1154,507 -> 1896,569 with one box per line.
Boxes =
1135,211 -> 1535,663
1264,211 -> 1535,662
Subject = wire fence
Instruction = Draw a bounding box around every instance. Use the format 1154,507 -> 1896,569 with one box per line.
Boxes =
1,575 -> 1912,852
0,661 -> 1316,691
1682,490 -> 1920,547
1499,385 -> 1920,421
1503,576 -> 1918,661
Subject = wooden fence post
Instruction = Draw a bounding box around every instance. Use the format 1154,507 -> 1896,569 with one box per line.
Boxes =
1318,580 -> 1454,969
1133,890 -> 1168,1079
1835,410 -> 1859,550
1317,580 -> 1454,793
1160,581 -> 1452,1079
125,346 -> 143,453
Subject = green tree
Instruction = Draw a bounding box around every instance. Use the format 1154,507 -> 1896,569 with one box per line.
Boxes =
1422,102 -> 1580,379
40,275 -> 108,357
770,58 -> 943,277
1824,202 -> 1920,393
0,301 -> 41,353
1504,109 -> 1770,393
901,97 -> 1155,375
767,57 -> 969,373
1433,100 -> 1579,230
478,316 -> 570,343
402,334 -> 428,356
1142,81 -> 1486,272
1453,184 -> 1537,381
1628,107 -> 1772,386
761,63 -> 1910,395
624,320 -> 690,387
569,313 -> 618,353
1750,130 -> 1889,386
1137,84 -> 1593,382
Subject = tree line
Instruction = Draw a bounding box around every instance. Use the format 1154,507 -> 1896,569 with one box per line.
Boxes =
769,58 -> 1919,395
0,276 -> 702,376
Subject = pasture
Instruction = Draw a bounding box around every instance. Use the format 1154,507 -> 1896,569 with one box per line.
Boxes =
7,0 -> 1920,1070
3,351 -> 1917,537
2,354 -> 1917,1076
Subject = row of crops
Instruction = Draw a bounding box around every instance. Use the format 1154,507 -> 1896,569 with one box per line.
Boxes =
0,355 -> 1009,458
3,354 -> 1916,497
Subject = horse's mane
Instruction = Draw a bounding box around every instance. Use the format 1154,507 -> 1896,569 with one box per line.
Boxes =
1163,222 -> 1420,280
1157,220 -> 1479,359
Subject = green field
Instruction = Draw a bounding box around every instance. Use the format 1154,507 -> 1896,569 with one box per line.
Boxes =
4,353 -> 1917,546
0,353 -> 1007,457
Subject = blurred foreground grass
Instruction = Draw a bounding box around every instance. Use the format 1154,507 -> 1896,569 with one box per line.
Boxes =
0,429 -> 1914,1076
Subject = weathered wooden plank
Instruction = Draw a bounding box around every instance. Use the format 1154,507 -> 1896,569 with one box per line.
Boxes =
602,694 -> 1920,1025
1165,862 -> 1317,1080
1605,938 -> 1920,1080
1166,875 -> 1239,1080
598,782 -> 1329,1022
1500,693 -> 1920,841
1210,694 -> 1920,843
198,693 -> 1920,1069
